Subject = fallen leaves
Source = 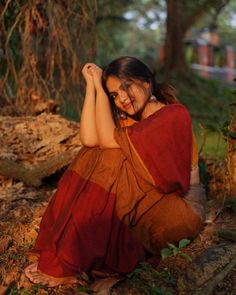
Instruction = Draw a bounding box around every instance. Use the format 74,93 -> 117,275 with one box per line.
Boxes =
0,236 -> 12,253
0,285 -> 7,295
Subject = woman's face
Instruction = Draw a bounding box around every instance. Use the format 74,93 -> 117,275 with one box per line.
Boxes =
106,75 -> 150,116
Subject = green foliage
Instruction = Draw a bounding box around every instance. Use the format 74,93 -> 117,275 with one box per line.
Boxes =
155,269 -> 176,286
167,72 -> 234,160
77,285 -> 93,294
127,266 -> 143,280
161,239 -> 192,262
96,0 -> 162,67
6,283 -> 46,295
217,1 -> 236,51
224,197 -> 236,213
5,285 -> 18,295
195,79 -> 236,159
126,262 -> 175,295
173,74 -> 233,126
142,283 -> 173,295
196,124 -> 227,160
9,253 -> 22,261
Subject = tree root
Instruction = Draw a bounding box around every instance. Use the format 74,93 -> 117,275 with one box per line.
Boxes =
193,255 -> 236,295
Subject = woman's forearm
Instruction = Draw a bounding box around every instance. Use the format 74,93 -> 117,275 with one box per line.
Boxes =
95,85 -> 119,148
80,82 -> 98,147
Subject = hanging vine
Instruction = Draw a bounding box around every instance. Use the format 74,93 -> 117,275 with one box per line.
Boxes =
0,0 -> 97,116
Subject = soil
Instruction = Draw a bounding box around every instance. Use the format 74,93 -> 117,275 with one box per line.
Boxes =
0,168 -> 236,295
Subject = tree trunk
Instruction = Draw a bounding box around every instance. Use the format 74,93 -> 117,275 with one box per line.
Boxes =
164,0 -> 189,77
227,110 -> 236,197
178,243 -> 236,294
0,114 -> 82,186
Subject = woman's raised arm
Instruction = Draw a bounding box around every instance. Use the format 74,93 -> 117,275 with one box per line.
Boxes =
80,63 -> 98,147
90,64 -> 119,148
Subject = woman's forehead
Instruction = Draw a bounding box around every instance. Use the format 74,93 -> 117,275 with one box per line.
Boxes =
106,75 -> 148,92
106,76 -> 123,91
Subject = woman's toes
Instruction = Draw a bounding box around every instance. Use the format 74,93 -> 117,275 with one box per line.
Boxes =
30,273 -> 49,285
25,262 -> 38,277
25,265 -> 82,287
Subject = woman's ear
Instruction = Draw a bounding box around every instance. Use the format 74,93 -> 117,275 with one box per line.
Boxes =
143,81 -> 150,89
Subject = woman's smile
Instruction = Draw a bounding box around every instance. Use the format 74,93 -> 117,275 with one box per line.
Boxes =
122,101 -> 133,110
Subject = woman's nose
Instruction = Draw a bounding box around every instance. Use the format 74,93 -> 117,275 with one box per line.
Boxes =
118,90 -> 128,103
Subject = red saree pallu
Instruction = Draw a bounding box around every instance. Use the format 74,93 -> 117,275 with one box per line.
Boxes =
32,104 -> 204,277
114,104 -> 203,253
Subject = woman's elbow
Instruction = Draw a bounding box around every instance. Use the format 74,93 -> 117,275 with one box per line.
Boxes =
80,136 -> 98,147
98,138 -> 120,149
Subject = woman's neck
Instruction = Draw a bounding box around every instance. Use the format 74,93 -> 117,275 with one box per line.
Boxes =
141,101 -> 165,119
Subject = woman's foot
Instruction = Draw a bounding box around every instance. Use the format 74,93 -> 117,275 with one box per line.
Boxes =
24,263 -> 84,287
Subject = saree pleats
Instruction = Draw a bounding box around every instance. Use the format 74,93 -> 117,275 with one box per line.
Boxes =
33,148 -> 145,277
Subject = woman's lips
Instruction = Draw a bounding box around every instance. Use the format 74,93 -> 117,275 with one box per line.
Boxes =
123,102 -> 132,109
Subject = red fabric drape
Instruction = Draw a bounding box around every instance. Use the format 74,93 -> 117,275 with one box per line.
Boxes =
31,104 -> 202,277
126,104 -> 192,195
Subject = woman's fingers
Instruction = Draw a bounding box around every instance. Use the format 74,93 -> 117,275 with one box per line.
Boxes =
89,65 -> 102,76
82,63 -> 96,83
82,63 -> 92,74
89,67 -> 103,89
82,63 -> 103,89
82,63 -> 101,76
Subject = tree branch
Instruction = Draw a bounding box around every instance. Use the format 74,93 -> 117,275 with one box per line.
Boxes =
182,0 -> 230,34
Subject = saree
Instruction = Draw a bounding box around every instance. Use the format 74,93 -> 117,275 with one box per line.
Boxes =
32,104 -> 205,277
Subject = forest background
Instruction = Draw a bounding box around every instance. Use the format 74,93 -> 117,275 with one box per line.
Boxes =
0,0 -> 236,294
1,0 -> 236,157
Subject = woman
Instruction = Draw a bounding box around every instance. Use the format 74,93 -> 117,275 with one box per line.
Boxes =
25,56 -> 206,287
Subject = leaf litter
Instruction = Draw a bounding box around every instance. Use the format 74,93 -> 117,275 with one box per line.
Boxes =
0,162 -> 236,295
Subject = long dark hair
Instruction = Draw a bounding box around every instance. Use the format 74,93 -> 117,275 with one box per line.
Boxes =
102,56 -> 178,125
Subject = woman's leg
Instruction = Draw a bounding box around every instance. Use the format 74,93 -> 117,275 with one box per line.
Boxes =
25,170 -> 145,285
24,147 -> 146,285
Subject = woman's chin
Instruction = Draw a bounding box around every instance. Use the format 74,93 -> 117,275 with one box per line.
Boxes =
126,109 -> 133,114
124,107 -> 136,116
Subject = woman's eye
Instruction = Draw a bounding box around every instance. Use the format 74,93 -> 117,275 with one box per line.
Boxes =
110,93 -> 118,100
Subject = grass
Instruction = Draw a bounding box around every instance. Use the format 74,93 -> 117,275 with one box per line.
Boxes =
194,126 -> 227,160
171,73 -> 234,126
125,262 -> 175,295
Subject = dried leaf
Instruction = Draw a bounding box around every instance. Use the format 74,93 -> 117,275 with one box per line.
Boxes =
0,285 -> 7,294
0,236 -> 12,252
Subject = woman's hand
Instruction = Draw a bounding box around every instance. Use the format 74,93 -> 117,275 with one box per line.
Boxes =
80,63 -> 98,147
82,63 -> 95,85
88,64 -> 103,91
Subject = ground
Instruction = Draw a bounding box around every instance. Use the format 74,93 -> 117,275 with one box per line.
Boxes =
0,162 -> 236,295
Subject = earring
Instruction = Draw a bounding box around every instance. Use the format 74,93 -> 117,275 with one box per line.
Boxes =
149,94 -> 157,102
119,111 -> 127,119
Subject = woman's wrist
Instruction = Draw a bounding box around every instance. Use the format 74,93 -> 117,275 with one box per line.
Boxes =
86,81 -> 95,92
86,78 -> 94,86
95,83 -> 106,94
